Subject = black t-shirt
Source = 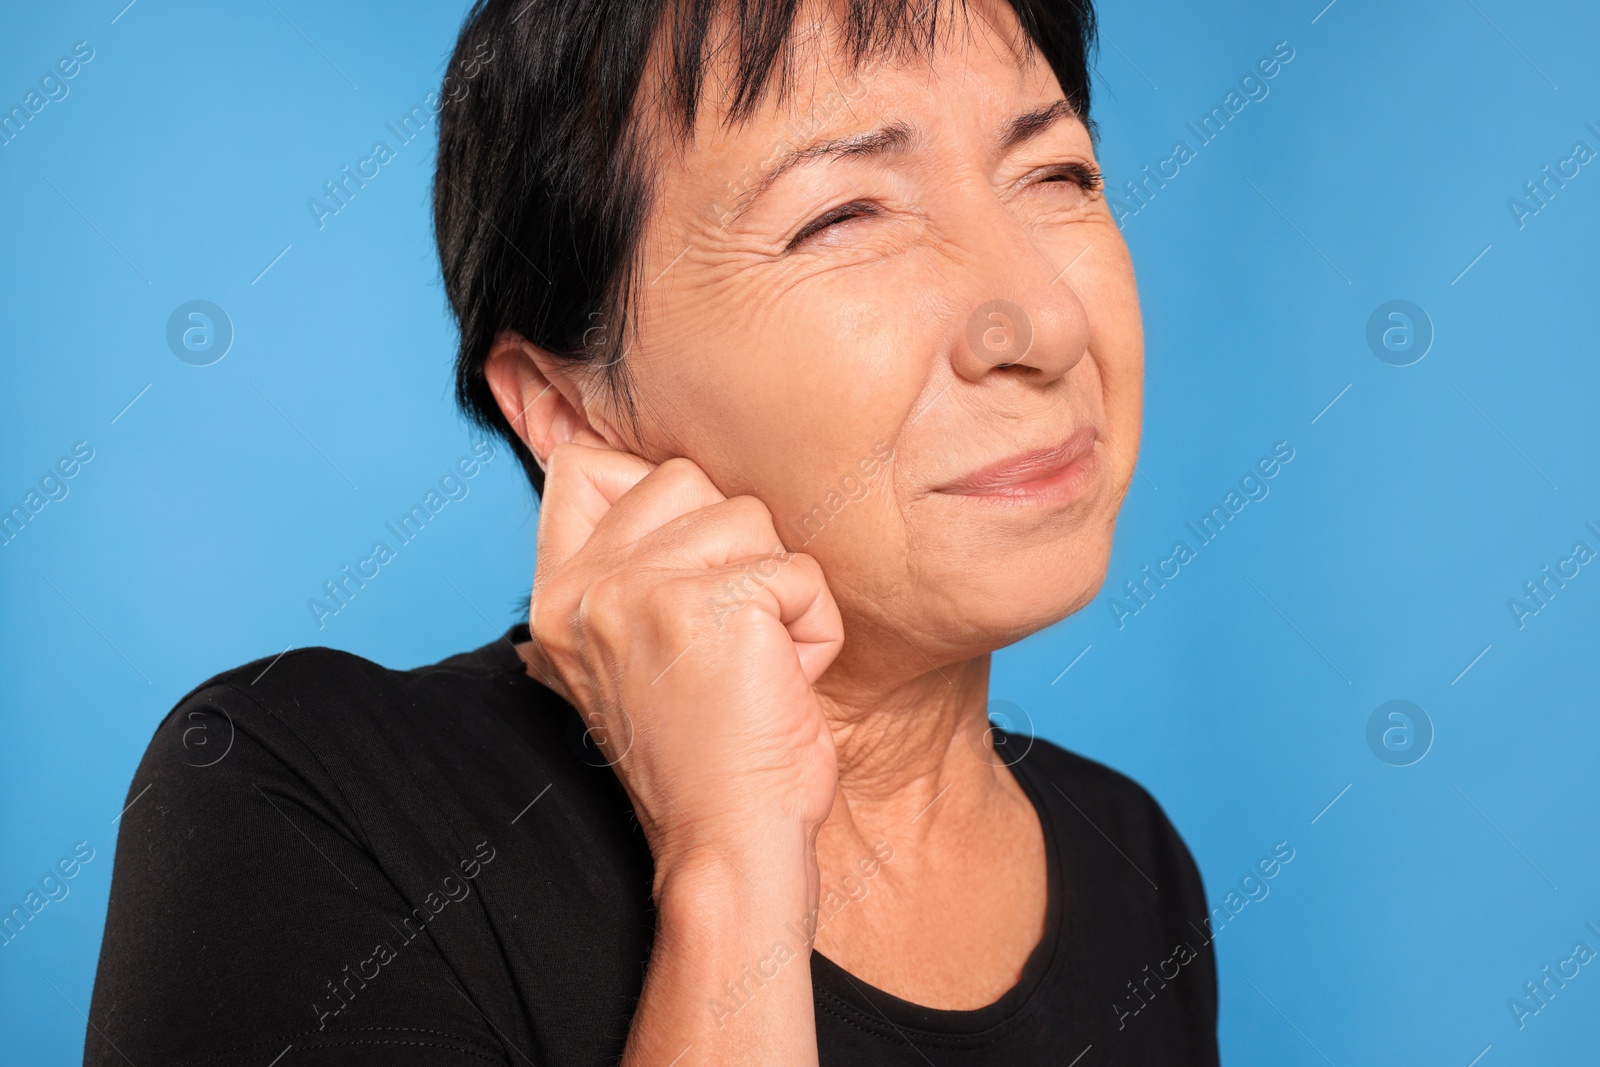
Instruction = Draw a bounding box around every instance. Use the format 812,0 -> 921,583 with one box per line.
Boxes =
85,628 -> 1220,1066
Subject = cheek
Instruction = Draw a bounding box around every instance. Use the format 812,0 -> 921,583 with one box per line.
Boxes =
1075,224 -> 1142,362
749,287 -> 922,520
1074,227 -> 1144,455
639,267 -> 925,533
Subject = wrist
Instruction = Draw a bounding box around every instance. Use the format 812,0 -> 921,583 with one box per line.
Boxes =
629,824 -> 824,1067
652,822 -> 819,919
651,851 -> 822,1003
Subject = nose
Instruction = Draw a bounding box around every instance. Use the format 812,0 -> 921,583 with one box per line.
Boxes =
946,206 -> 1092,386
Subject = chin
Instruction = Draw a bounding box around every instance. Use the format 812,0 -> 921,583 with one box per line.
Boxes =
1008,565 -> 1112,642
908,536 -> 1116,659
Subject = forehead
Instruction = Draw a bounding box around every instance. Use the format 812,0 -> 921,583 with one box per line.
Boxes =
645,0 -> 1049,180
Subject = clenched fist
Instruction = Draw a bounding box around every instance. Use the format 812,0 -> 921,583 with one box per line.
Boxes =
518,440 -> 846,888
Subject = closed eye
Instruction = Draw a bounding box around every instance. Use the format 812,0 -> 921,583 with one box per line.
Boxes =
1032,161 -> 1103,195
784,200 -> 884,251
783,161 -> 1102,252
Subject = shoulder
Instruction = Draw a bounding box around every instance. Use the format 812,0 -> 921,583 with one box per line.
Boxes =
1010,733 -> 1204,890
91,638 -> 566,1063
1015,739 -> 1221,1057
166,638 -> 513,720
1013,732 -> 1176,826
121,635 -> 580,841
149,638 -> 538,766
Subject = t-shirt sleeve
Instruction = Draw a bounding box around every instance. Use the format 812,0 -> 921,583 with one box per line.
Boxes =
84,682 -> 515,1067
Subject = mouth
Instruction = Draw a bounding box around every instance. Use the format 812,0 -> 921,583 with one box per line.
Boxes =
931,424 -> 1100,505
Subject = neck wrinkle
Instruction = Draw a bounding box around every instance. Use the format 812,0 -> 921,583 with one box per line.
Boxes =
816,652 -> 1012,854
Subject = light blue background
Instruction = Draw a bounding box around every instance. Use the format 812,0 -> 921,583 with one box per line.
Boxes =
3,1 -> 1597,1063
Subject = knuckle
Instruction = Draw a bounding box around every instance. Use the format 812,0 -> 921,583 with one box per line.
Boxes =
784,551 -> 823,580
742,551 -> 788,584
654,456 -> 707,488
528,592 -> 563,645
726,493 -> 774,528
640,573 -> 694,617
577,578 -> 642,655
529,594 -> 579,670
578,573 -> 629,625
642,597 -> 694,647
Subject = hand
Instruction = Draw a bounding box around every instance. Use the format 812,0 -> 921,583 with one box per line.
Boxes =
519,435 -> 845,887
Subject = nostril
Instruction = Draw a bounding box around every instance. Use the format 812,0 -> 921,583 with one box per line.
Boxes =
965,299 -> 1036,369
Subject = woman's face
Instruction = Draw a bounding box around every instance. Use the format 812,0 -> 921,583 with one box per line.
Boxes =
593,0 -> 1142,673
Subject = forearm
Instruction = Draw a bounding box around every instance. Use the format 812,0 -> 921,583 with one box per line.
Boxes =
622,833 -> 821,1067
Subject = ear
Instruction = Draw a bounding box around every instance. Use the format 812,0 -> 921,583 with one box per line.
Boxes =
484,331 -> 615,470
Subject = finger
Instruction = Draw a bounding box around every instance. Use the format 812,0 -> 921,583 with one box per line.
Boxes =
536,443 -> 657,576
733,553 -> 844,685
579,456 -> 729,564
626,495 -> 787,572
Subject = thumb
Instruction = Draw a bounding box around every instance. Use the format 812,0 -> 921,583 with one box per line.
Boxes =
535,442 -> 657,577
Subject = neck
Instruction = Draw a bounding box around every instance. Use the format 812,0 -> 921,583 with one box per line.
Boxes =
814,652 -> 1014,862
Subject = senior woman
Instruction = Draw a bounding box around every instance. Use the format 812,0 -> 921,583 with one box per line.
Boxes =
86,0 -> 1218,1064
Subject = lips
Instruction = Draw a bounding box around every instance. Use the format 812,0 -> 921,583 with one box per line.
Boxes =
932,424 -> 1099,495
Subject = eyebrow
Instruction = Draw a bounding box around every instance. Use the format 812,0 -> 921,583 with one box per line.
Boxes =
721,97 -> 1081,228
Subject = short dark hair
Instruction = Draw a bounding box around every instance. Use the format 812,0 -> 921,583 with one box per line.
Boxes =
433,0 -> 1099,496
